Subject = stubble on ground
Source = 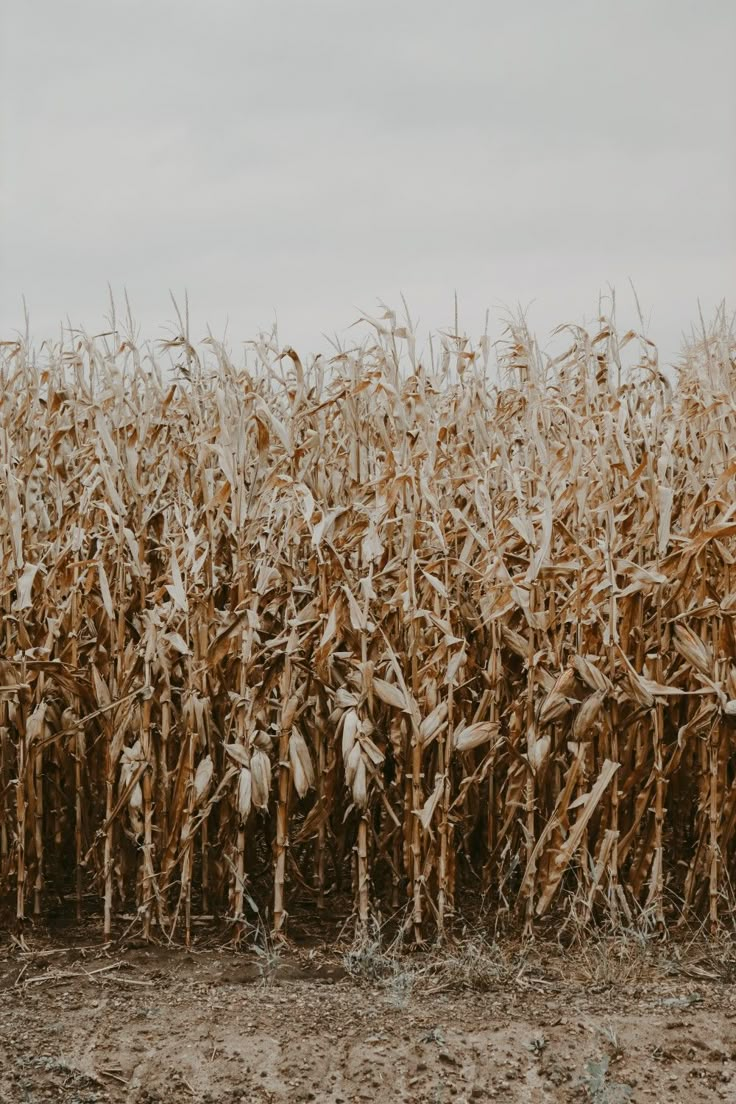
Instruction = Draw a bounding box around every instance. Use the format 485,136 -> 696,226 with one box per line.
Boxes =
1,932 -> 735,1103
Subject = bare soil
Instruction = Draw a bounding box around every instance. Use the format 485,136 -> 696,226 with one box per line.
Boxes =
2,928 -> 736,1103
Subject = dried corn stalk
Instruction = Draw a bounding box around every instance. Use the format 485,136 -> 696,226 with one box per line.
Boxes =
0,305 -> 733,942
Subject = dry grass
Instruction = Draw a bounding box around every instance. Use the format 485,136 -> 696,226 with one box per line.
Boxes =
1,300 -> 735,944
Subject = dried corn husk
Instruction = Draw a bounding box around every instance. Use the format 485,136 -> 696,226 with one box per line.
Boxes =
453,720 -> 500,752
527,732 -> 551,774
571,656 -> 611,695
335,687 -> 359,709
541,666 -> 578,711
352,754 -> 368,809
419,701 -> 448,746
345,740 -> 362,788
193,754 -> 213,805
25,702 -> 48,748
502,624 -> 528,658
250,748 -> 272,809
373,678 -> 408,711
224,743 -> 250,768
341,708 -> 360,762
128,782 -> 144,836
538,689 -> 573,725
572,690 -> 606,741
289,730 -> 315,798
237,766 -> 252,822
673,623 -> 712,676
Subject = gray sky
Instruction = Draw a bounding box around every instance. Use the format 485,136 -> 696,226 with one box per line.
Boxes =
1,0 -> 734,367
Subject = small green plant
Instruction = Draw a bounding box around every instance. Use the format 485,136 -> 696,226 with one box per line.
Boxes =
251,916 -> 282,984
598,1022 -> 622,1057
527,1033 -> 547,1055
582,1056 -> 632,1103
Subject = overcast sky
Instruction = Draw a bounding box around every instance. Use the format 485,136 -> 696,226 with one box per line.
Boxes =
1,1 -> 734,367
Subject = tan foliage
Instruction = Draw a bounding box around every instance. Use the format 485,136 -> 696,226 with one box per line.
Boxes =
0,303 -> 735,940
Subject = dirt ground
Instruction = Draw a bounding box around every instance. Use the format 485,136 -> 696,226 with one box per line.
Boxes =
2,925 -> 736,1103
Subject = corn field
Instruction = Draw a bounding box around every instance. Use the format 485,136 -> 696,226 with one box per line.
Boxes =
1,305 -> 735,944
